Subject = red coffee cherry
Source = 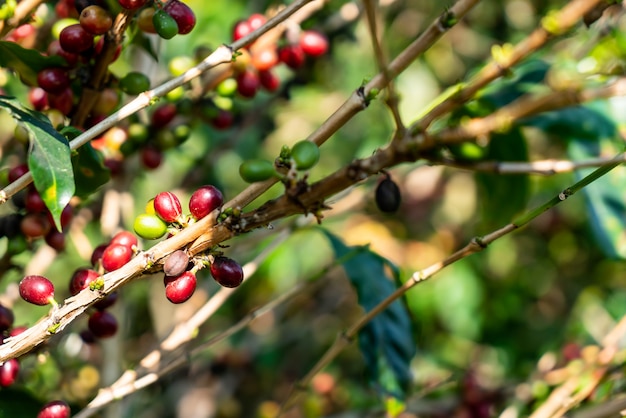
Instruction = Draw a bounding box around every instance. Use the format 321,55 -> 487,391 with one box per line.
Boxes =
0,358 -> 20,387
189,185 -> 223,220
141,146 -> 163,169
232,19 -> 252,42
151,103 -> 177,128
8,164 -> 28,182
37,68 -> 70,94
259,69 -> 280,92
101,244 -> 133,271
88,311 -> 118,338
47,87 -> 74,115
210,257 -> 244,288
247,13 -> 266,31
29,87 -> 49,110
210,109 -> 234,130
59,24 -> 94,53
164,271 -> 197,304
90,243 -> 108,266
79,5 -> 112,35
278,44 -> 305,69
19,275 -> 55,306
164,0 -> 196,35
236,70 -> 260,98
69,268 -> 100,295
47,40 -> 79,67
20,213 -> 51,238
109,230 -> 138,249
25,187 -> 46,213
44,229 -> 66,252
299,30 -> 328,56
153,191 -> 183,223
37,400 -> 71,418
251,48 -> 278,71
117,0 -> 147,10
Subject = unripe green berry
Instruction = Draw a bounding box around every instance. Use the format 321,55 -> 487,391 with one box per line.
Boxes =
291,140 -> 320,170
153,9 -> 178,40
239,159 -> 276,183
133,213 -> 168,239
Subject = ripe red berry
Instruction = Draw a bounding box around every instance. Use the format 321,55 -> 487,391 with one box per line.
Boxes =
279,44 -> 305,69
20,213 -> 51,238
59,24 -> 94,53
164,0 -> 196,35
88,311 -> 118,338
47,87 -> 74,115
232,19 -> 252,42
118,0 -> 147,9
37,68 -> 70,94
141,146 -> 163,169
259,69 -> 280,92
9,326 -> 27,337
45,229 -> 66,252
236,70 -> 260,98
210,109 -> 234,130
90,243 -> 108,266
47,40 -> 79,67
299,30 -> 329,56
45,204 -> 73,231
25,187 -> 46,213
210,257 -> 244,288
19,275 -> 55,306
101,244 -> 133,271
151,103 -> 177,128
0,358 -> 19,387
8,164 -> 28,183
29,87 -> 49,110
164,271 -> 197,304
37,400 -> 70,418
69,268 -> 100,295
247,13 -> 266,31
79,5 -> 112,35
0,305 -> 14,332
153,191 -> 183,223
109,230 -> 138,249
189,185 -> 223,220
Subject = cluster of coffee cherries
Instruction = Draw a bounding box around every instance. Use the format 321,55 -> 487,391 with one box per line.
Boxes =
197,13 -> 329,131
132,185 -> 244,303
239,139 -> 321,183
0,163 -> 74,255
26,0 -> 196,120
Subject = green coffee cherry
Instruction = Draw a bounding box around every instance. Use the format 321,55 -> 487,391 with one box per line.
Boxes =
133,213 -> 168,239
291,140 -> 320,170
119,71 -> 151,95
239,159 -> 276,183
153,9 -> 178,40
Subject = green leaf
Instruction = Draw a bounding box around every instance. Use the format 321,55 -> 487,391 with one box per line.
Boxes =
0,41 -> 66,86
0,96 -> 74,230
0,388 -> 44,418
476,128 -> 530,229
319,229 -> 416,397
524,103 -> 626,259
71,142 -> 111,199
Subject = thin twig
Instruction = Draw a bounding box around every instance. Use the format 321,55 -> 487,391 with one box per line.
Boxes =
278,154 -> 624,413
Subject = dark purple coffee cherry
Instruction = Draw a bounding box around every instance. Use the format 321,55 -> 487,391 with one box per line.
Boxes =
189,185 -> 223,220
375,175 -> 401,213
0,305 -> 14,332
19,275 -> 55,306
164,271 -> 197,304
37,400 -> 71,418
210,257 -> 244,288
69,268 -> 100,295
88,311 -> 118,338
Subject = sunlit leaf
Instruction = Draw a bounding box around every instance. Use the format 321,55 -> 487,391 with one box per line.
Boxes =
0,96 -> 74,231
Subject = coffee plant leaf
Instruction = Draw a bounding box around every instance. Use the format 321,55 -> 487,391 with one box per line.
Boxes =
525,103 -> 626,259
0,96 -> 74,231
321,229 -> 415,397
0,41 -> 66,86
476,128 -> 530,229
0,387 -> 44,418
